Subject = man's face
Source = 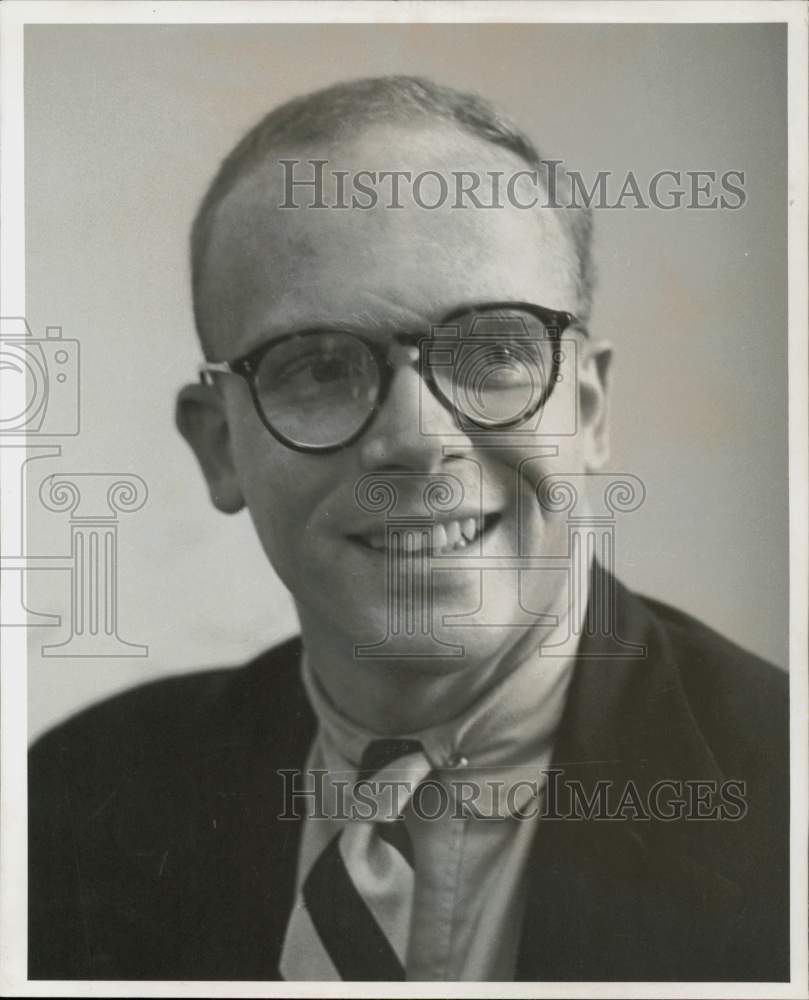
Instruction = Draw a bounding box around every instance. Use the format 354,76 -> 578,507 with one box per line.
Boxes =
182,124 -> 611,673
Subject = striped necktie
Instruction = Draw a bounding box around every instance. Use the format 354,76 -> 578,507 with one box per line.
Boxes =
280,738 -> 431,981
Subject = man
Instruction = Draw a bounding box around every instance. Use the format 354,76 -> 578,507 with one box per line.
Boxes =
28,76 -> 788,982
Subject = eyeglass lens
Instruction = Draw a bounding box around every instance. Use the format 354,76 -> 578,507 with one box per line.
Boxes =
429,309 -> 555,429
255,331 -> 380,449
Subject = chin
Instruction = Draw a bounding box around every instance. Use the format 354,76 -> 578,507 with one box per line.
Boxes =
342,609 -> 522,680
350,644 -> 484,679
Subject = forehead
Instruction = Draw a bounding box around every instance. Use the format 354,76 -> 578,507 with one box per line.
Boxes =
198,123 -> 580,358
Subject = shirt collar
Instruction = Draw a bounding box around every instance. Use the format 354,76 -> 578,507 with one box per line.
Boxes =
301,565 -> 589,820
301,568 -> 587,778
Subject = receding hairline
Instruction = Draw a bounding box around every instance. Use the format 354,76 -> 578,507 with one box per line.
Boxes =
190,75 -> 595,352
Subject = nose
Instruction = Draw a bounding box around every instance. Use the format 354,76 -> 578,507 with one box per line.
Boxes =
359,363 -> 463,472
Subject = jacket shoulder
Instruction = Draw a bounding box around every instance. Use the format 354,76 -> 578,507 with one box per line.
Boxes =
29,636 -> 307,821
28,637 -> 309,979
33,636 -> 301,739
639,594 -> 788,774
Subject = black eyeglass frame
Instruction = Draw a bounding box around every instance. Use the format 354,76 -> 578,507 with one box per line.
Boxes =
199,301 -> 587,454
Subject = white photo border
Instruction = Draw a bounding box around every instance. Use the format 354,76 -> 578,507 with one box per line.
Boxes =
1,2 -> 806,997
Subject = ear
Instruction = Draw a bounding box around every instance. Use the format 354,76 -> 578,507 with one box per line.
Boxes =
176,383 -> 245,514
577,339 -> 613,471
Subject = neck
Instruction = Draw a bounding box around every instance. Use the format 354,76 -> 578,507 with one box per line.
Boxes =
296,592 -> 574,734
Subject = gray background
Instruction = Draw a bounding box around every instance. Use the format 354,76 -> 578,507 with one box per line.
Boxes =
23,23 -> 788,742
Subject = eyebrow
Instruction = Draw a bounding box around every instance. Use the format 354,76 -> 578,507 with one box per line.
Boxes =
244,300 -> 587,357
257,308 -> 435,345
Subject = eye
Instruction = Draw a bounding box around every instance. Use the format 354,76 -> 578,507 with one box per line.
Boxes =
454,342 -> 538,390
485,343 -> 520,363
302,355 -> 351,383
257,332 -> 379,407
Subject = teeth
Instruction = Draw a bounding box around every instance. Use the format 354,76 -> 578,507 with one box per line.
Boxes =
433,523 -> 448,550
359,516 -> 488,553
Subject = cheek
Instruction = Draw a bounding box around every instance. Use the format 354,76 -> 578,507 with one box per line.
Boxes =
228,422 -> 332,564
487,441 -> 589,553
490,438 -> 587,498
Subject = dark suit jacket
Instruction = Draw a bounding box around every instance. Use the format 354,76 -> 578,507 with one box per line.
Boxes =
28,571 -> 789,981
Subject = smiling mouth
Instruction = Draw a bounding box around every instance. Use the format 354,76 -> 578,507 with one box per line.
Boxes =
350,512 -> 502,556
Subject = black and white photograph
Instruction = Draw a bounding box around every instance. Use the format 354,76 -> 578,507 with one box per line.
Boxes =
1,1 -> 806,995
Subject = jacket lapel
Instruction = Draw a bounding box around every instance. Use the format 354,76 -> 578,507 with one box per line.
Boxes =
516,566 -> 745,981
178,572 -> 746,981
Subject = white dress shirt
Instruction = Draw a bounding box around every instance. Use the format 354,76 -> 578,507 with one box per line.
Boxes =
294,605 -> 583,981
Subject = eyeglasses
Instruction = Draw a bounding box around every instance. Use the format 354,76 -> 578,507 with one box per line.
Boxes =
199,301 -> 587,453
